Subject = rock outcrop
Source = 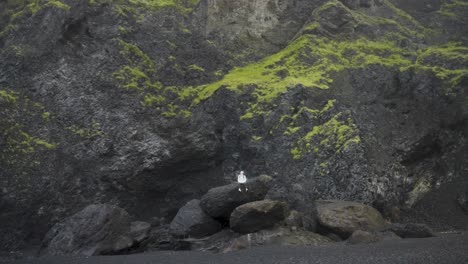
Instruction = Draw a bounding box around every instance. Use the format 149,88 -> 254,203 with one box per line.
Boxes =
315,200 -> 387,238
170,199 -> 222,238
230,200 -> 289,234
41,204 -> 134,256
200,175 -> 273,219
389,223 -> 435,238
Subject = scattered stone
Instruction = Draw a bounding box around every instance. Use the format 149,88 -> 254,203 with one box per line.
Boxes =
41,204 -> 133,256
129,221 -> 151,243
315,200 -> 386,238
347,230 -> 380,244
200,175 -> 272,219
170,199 -> 222,238
223,227 -> 333,252
230,200 -> 289,234
389,223 -> 435,238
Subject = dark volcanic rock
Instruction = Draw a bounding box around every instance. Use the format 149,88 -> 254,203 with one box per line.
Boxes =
129,221 -> 151,243
41,204 -> 133,256
347,230 -> 380,245
389,223 -> 435,238
200,175 -> 273,219
315,200 -> 386,238
170,199 -> 222,238
458,191 -> 468,212
230,200 -> 289,234
224,227 -> 333,252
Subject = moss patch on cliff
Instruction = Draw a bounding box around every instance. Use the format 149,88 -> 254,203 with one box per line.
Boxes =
284,99 -> 360,160
0,88 -> 56,173
437,0 -> 468,18
0,0 -> 69,37
91,0 -> 200,16
190,34 -> 466,119
191,35 -> 414,118
114,39 -> 191,118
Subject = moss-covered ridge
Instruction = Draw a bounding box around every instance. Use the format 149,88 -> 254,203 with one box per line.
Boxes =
190,34 -> 467,117
183,0 -> 465,118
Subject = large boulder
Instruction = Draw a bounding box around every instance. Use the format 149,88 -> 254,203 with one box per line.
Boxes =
389,223 -> 435,238
41,204 -> 133,256
223,227 -> 333,252
200,175 -> 273,219
170,199 -> 222,238
315,200 -> 386,238
230,200 -> 288,234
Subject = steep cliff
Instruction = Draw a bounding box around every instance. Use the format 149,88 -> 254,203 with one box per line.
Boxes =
0,0 -> 467,251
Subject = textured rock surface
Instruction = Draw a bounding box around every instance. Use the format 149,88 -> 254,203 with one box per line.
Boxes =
0,0 -> 467,252
129,221 -> 151,243
170,199 -> 222,238
41,204 -> 133,256
347,230 -> 380,244
389,223 -> 435,238
224,227 -> 333,252
200,175 -> 273,219
230,200 -> 289,234
315,200 -> 387,238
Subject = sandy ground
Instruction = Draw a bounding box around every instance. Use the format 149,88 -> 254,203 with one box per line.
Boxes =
4,232 -> 468,264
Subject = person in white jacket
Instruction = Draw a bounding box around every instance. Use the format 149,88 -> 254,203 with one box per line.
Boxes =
237,171 -> 248,192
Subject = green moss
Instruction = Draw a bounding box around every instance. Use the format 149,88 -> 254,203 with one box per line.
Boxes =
291,112 -> 360,160
42,111 -> 51,121
188,64 -> 205,72
0,87 -> 56,176
191,35 -> 415,119
437,0 -> 468,18
90,0 -> 200,15
0,89 -> 18,103
284,126 -> 301,135
114,39 -> 192,119
252,136 -> 263,141
141,94 -> 165,107
66,123 -> 103,139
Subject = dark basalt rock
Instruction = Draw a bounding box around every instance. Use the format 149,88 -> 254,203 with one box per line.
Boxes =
458,191 -> 468,212
41,204 -> 133,256
315,200 -> 387,239
347,230 -> 380,244
223,227 -> 333,252
389,223 -> 435,238
230,200 -> 289,234
169,199 -> 222,238
200,175 -> 273,219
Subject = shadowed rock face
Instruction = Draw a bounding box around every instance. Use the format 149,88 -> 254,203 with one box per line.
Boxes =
169,199 -> 222,238
229,200 -> 289,234
0,0 -> 467,252
41,204 -> 133,256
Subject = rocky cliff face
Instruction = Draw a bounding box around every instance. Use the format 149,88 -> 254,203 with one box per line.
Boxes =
0,0 -> 467,251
